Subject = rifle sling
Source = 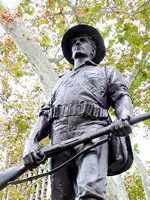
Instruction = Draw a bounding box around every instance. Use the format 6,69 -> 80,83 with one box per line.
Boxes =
8,136 -> 110,186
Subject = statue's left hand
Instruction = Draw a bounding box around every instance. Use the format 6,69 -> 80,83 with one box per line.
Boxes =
113,119 -> 132,137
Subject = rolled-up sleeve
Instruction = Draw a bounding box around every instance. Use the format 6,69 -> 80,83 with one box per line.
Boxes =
106,67 -> 133,119
107,67 -> 130,104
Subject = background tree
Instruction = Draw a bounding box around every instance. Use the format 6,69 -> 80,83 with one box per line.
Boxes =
0,0 -> 149,199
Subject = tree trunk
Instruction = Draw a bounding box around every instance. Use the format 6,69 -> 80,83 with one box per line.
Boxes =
0,19 -> 58,96
134,151 -> 150,200
107,176 -> 129,200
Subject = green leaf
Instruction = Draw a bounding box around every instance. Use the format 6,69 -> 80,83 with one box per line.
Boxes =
39,34 -> 51,48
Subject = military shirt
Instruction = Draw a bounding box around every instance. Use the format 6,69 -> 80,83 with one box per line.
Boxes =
48,63 -> 130,115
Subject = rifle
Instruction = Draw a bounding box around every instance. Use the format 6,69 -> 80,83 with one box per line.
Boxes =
0,112 -> 150,191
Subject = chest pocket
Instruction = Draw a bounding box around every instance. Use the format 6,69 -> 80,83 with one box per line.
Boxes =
76,71 -> 107,108
85,73 -> 107,98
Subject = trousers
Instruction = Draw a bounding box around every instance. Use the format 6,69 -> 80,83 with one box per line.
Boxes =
50,116 -> 108,200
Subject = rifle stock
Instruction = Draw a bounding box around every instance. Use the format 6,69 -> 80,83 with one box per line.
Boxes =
0,165 -> 26,190
0,112 -> 149,190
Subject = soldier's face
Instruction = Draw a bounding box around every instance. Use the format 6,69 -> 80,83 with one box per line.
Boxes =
71,36 -> 96,60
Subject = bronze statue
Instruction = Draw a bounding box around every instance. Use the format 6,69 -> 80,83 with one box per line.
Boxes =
23,24 -> 134,200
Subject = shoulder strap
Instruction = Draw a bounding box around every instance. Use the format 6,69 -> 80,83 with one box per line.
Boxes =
104,66 -> 112,124
104,66 -> 109,87
50,71 -> 72,105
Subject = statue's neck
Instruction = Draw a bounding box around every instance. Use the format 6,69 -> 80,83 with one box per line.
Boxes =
74,57 -> 90,69
73,57 -> 97,69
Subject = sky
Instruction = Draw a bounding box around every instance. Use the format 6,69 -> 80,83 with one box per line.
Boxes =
0,0 -> 21,9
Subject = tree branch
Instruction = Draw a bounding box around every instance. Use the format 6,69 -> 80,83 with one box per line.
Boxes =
126,66 -> 140,88
0,15 -> 58,96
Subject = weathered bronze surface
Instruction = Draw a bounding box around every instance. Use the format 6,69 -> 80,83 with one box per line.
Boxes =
23,24 -> 133,200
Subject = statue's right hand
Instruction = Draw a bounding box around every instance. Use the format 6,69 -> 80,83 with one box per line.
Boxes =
23,149 -> 46,170
23,141 -> 46,170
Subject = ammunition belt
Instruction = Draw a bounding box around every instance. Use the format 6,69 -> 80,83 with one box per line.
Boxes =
50,102 -> 108,120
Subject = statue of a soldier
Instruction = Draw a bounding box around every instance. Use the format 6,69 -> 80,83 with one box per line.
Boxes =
23,24 -> 133,200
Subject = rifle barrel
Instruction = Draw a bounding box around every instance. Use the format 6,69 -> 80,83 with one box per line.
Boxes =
130,112 -> 150,125
0,165 -> 26,190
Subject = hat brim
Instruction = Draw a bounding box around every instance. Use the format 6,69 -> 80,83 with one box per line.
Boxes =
61,24 -> 106,65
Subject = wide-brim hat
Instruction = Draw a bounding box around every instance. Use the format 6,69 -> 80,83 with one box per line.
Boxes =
61,24 -> 106,65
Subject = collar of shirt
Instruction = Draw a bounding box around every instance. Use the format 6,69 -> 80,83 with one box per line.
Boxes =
73,60 -> 97,71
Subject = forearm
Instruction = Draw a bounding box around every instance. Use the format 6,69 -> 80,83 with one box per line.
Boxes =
23,101 -> 53,166
28,115 -> 50,142
23,115 -> 50,156
114,95 -> 133,120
